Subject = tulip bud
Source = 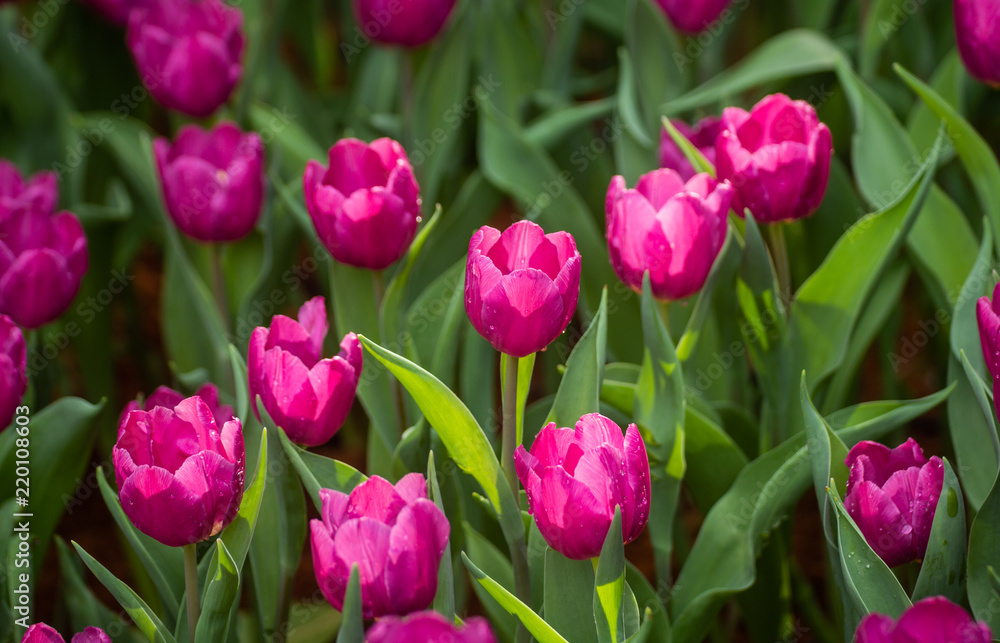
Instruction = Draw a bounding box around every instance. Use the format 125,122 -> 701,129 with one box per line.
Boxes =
304,138 -> 421,270
660,116 -> 721,180
715,93 -> 833,222
120,383 -> 235,433
248,297 -> 362,447
0,163 -> 88,329
515,413 -> 651,560
465,220 -> 581,358
22,624 -> 111,643
654,0 -> 733,33
310,474 -> 450,618
854,596 -> 991,642
954,0 -> 1000,87
153,122 -> 264,243
366,611 -> 497,643
977,283 -> 1000,410
352,0 -> 458,47
114,395 -> 245,547
126,0 -> 244,117
843,438 -> 943,568
0,314 -> 26,431
606,169 -> 732,301
79,0 -> 150,25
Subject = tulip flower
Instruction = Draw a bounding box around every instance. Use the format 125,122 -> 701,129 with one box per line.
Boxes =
855,596 -> 991,642
114,395 -> 245,547
153,122 -> 264,242
352,0 -> 458,47
79,0 -> 149,25
0,165 -> 88,329
978,283 -> 1000,405
654,0 -> 733,33
310,474 -> 450,618
21,624 -> 111,643
366,611 -> 497,643
715,93 -> 833,223
954,0 -> 1000,87
304,138 -> 421,270
120,383 -> 234,431
606,169 -> 732,301
126,0 -> 244,117
465,220 -> 581,358
660,116 -> 721,181
0,314 -> 26,431
514,413 -> 651,560
843,438 -> 943,568
248,296 -> 362,447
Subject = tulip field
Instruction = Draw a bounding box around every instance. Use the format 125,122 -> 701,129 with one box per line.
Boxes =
3,0 -> 1000,641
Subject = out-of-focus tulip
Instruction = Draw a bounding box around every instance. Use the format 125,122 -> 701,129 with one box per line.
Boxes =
153,122 -> 264,242
304,138 -> 421,270
605,169 -> 732,301
855,596 -> 991,642
844,438 -> 943,568
366,611 -> 497,643
310,474 -> 450,618
352,0 -> 458,47
79,0 -> 149,25
126,0 -> 244,117
514,413 -> 651,560
120,383 -> 234,431
715,93 -> 833,223
0,164 -> 88,329
954,0 -> 1000,86
114,395 -> 245,547
660,116 -> 722,180
0,314 -> 26,431
248,297 -> 362,447
22,624 -> 111,643
977,283 -> 1000,408
465,220 -> 580,358
654,0 -> 733,33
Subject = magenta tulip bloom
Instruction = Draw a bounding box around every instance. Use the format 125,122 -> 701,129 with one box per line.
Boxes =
954,0 -> 1000,86
114,395 -> 245,547
654,0 -> 733,32
304,138 -> 421,270
606,169 -> 732,301
79,0 -> 150,25
120,383 -> 234,431
715,93 -> 833,223
514,413 -> 651,560
248,297 -> 362,447
844,438 -> 943,568
855,596 -> 992,643
465,220 -> 581,358
126,0 -> 244,117
153,122 -> 264,242
660,116 -> 721,181
978,283 -> 1000,405
0,314 -> 26,431
310,474 -> 450,618
21,624 -> 111,643
367,611 -> 497,643
0,164 -> 88,329
352,0 -> 458,47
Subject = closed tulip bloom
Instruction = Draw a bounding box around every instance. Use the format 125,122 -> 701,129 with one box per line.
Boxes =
465,220 -> 581,358
22,624 -> 111,643
120,383 -> 234,430
606,170 -> 732,301
153,122 -> 264,242
844,438 -> 943,568
977,283 -> 1000,399
79,0 -> 150,25
514,413 -> 651,560
367,612 -> 497,643
716,93 -> 833,222
660,116 -> 721,180
248,297 -> 362,447
855,596 -> 991,643
0,160 -> 58,215
0,314 -> 26,431
310,474 -> 450,618
126,0 -> 244,117
114,395 -> 245,547
353,0 -> 458,47
654,0 -> 733,33
954,0 -> 1000,86
304,138 -> 421,270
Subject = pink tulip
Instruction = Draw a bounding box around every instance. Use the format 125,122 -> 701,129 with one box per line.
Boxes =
120,383 -> 234,432
653,0 -> 733,33
606,169 -> 732,301
352,0 -> 458,47
114,395 -> 245,547
514,413 -> 651,560
465,220 -> 581,358
954,0 -> 1000,87
366,611 -> 497,643
304,138 -> 421,270
248,297 -> 362,447
855,596 -> 991,642
153,122 -> 264,243
310,474 -> 450,619
21,624 -> 111,643
715,93 -> 833,222
1,314 -> 27,431
844,438 -> 943,568
977,283 -> 1000,410
659,116 -> 721,181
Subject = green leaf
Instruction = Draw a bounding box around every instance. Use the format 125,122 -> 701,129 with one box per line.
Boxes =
381,205 -> 442,344
464,523 -> 517,642
684,406 -> 747,512
544,549 -> 598,643
56,538 -> 142,643
660,116 -> 714,178
595,508 -> 626,643
800,375 -> 849,543
912,458 -> 966,603
970,469 -> 1000,632
248,102 -> 324,172
275,421 -> 366,511
546,288 -> 608,427
219,428 -> 267,571
428,452 -> 455,620
335,566 -> 364,643
958,350 -> 1000,447
677,228 -> 740,362
195,540 -> 240,643
626,0 -> 685,138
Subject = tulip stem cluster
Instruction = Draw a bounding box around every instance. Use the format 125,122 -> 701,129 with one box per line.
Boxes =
183,543 -> 200,642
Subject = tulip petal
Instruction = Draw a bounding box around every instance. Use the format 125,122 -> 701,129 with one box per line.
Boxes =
21,623 -> 66,643
119,465 -> 209,547
854,613 -> 894,643
326,139 -> 389,195
310,518 -> 345,610
332,518 -> 394,618
347,476 -> 407,524
481,269 -> 564,357
71,627 -> 112,643
844,480 -> 913,567
0,249 -> 79,329
896,597 -> 993,643
532,466 -> 612,560
385,500 -> 450,613
635,169 -> 687,210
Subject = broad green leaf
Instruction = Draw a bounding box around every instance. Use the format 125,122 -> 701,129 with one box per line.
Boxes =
195,541 -> 240,643
546,289 -> 609,427
464,524 -> 517,642
912,458 -> 966,603
801,375 -> 849,541
544,549 -> 598,643
56,538 -> 142,643
428,452 -> 455,620
970,468 -> 1000,632
626,0 -> 685,138
624,562 -> 671,640
959,350 -> 1000,446
684,406 -> 747,512
525,99 -> 616,149
275,422 -> 366,510
595,508 -> 626,643
335,566 -> 363,643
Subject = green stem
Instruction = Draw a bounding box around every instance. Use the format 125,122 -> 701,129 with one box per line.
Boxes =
657,300 -> 671,335
767,224 -> 792,309
373,270 -> 408,431
210,243 -> 230,332
501,355 -> 520,503
183,544 -> 200,643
